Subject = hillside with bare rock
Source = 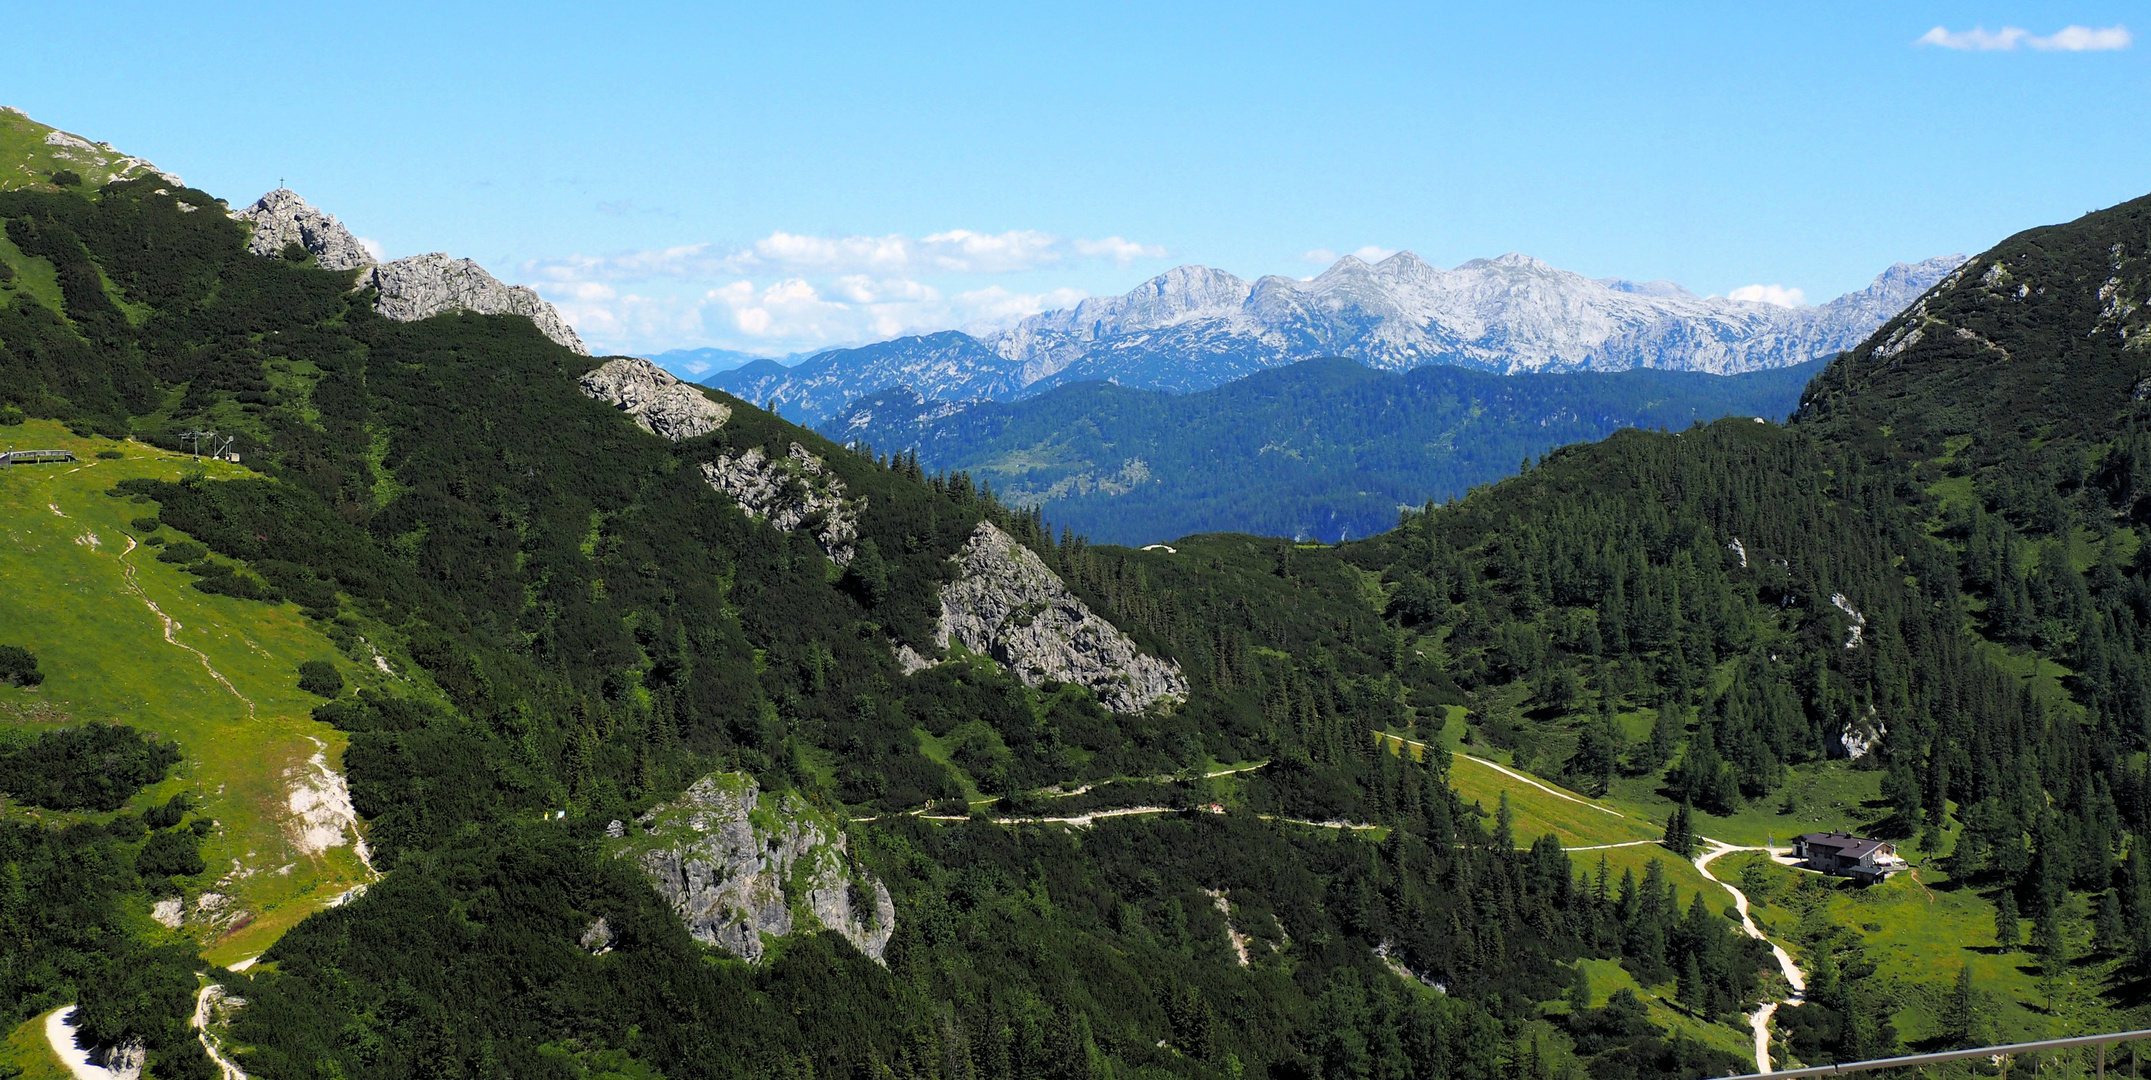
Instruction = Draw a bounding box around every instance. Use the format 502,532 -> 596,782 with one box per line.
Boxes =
579,356 -> 731,440
357,252 -> 589,354
614,772 -> 894,965
937,521 -> 1188,713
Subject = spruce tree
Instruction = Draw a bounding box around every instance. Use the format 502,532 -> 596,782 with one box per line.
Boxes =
1662,801 -> 1696,860
1677,953 -> 1705,1014
1945,962 -> 1978,1046
1994,891 -> 2020,950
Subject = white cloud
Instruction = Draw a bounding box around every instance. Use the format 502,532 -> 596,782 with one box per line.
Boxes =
1073,236 -> 1168,265
915,230 -> 1062,273
2032,24 -> 2133,51
540,275 -> 1094,355
952,286 -> 1092,333
525,225 -> 1163,354
1727,283 -> 1808,308
1916,23 -> 2130,51
530,227 -> 1161,286
356,237 -> 386,262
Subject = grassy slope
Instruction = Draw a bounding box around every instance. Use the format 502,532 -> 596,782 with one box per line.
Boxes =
2,1009 -> 71,1080
1399,715 -> 2065,1062
1720,850 -> 2124,1047
0,107 -> 177,193
0,420 -> 374,967
1445,729 -> 2120,1056
0,228 -> 63,314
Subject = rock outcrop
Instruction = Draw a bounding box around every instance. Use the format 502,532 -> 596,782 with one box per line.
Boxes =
936,522 -> 1188,713
579,357 -> 730,440
619,772 -> 894,965
701,443 -> 862,564
232,188 -> 375,271
225,186 -> 590,354
92,1036 -> 147,1080
356,252 -> 589,354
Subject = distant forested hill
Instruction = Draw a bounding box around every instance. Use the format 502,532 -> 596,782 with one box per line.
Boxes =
824,356 -> 1823,544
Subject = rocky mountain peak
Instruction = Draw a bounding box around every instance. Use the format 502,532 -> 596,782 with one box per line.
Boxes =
355,252 -> 589,354
711,245 -> 1965,423
233,189 -> 375,271
579,357 -> 731,440
225,187 -> 590,354
1031,264 -> 1254,339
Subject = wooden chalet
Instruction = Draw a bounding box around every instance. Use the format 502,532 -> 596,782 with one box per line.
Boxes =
1791,831 -> 1907,882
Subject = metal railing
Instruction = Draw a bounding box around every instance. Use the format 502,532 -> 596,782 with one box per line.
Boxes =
1721,1030 -> 2151,1079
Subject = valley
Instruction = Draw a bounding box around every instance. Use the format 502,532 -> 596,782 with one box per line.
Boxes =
0,102 -> 2147,1080
823,357 -> 1824,545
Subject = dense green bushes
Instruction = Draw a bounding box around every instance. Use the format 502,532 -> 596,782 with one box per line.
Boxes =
0,724 -> 178,811
0,644 -> 39,687
296,659 -> 342,698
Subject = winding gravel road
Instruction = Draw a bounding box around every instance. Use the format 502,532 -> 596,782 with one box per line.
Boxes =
1694,840 -> 1807,1073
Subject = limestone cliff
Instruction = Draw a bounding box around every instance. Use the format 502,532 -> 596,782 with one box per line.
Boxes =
232,188 -> 375,271
356,252 -> 589,354
936,522 -> 1188,713
701,443 -> 862,565
617,772 -> 894,965
579,357 -> 731,440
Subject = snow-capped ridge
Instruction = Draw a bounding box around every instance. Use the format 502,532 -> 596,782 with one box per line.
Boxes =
710,248 -> 1965,424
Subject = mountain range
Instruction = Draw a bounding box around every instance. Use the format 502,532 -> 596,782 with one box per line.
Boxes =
649,345 -> 798,379
710,250 -> 1963,423
12,103 -> 2151,1080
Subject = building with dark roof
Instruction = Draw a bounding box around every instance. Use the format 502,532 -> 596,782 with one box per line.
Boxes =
1792,831 -> 1907,883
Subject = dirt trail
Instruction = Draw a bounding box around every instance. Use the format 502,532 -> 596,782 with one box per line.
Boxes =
1694,841 -> 1806,1073
1260,814 -> 1382,831
193,984 -> 248,1080
1910,867 -> 1936,903
42,1006 -> 116,1080
1376,731 -> 1627,818
118,535 -> 255,720
908,805 -> 1178,827
1043,760 -> 1270,799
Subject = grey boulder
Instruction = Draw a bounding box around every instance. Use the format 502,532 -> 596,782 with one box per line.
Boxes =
579,357 -> 731,440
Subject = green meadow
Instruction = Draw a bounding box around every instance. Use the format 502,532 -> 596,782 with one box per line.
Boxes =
0,420 -> 375,969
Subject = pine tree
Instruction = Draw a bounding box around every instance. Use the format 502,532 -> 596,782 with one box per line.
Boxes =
1662,801 -> 1696,860
1994,891 -> 2020,951
1494,790 -> 1516,852
2096,888 -> 2127,956
2033,905 -> 2068,1011
1643,703 -> 1681,769
1677,953 -> 1705,1014
1945,961 -> 1978,1046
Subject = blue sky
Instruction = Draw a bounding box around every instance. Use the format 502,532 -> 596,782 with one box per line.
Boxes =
4,3 -> 2144,358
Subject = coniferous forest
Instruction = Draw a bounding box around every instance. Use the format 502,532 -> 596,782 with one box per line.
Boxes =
4,162 -> 2151,1080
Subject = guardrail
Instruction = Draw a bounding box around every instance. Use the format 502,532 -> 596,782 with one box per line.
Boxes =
1721,1029 -> 2151,1079
0,449 -> 75,466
